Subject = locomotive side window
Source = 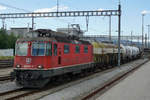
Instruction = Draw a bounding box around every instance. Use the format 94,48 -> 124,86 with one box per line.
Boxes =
64,45 -> 69,54
46,42 -> 52,56
75,45 -> 80,53
38,43 -> 45,56
84,46 -> 88,53
15,42 -> 28,56
32,42 -> 46,56
54,44 -> 57,56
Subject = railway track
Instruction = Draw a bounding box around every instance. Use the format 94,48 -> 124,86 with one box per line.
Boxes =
0,82 -> 57,100
0,75 -> 11,81
0,65 -> 118,100
0,70 -> 111,100
0,88 -> 34,100
81,59 -> 149,100
0,59 -> 148,100
0,60 -> 13,69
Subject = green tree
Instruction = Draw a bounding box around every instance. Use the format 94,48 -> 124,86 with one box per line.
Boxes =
0,29 -> 9,49
8,32 -> 18,49
0,29 -> 18,49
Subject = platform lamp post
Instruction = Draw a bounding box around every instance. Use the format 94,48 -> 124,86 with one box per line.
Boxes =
142,13 -> 145,51
146,25 -> 150,48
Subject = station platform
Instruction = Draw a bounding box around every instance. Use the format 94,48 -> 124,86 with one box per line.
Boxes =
96,61 -> 150,100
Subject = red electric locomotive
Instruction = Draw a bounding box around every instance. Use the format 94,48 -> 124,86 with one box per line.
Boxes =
12,29 -> 94,88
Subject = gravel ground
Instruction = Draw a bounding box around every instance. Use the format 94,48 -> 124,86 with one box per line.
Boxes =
96,61 -> 150,100
0,82 -> 22,93
39,59 -> 148,100
0,68 -> 13,77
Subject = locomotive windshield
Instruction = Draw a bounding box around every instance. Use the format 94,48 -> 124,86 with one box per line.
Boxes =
32,42 -> 45,56
15,42 -> 28,56
31,42 -> 52,56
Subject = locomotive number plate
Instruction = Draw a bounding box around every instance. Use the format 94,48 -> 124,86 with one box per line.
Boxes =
24,65 -> 31,68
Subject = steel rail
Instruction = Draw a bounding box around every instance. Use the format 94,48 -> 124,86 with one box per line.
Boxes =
0,76 -> 11,81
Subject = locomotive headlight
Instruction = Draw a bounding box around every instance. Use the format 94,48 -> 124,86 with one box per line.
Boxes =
16,64 -> 21,68
37,65 -> 43,69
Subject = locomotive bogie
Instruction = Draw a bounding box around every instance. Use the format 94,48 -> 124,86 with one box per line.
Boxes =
13,62 -> 94,88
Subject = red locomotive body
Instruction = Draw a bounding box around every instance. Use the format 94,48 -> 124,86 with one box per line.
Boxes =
12,29 -> 94,88
14,39 -> 93,69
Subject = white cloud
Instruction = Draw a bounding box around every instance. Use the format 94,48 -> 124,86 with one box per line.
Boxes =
34,6 -> 68,12
97,8 -> 103,11
141,10 -> 150,15
0,5 -> 7,10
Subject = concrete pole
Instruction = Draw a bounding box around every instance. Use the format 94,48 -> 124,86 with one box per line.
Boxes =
138,34 -> 140,47
57,0 -> 59,13
31,14 -> 34,37
32,16 -> 34,30
131,31 -> 133,45
27,23 -> 30,32
145,34 -> 147,48
109,16 -> 111,41
2,18 -> 5,29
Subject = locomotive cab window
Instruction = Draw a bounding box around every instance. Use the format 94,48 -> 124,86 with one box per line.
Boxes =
75,45 -> 80,53
64,45 -> 69,54
84,46 -> 88,53
32,42 -> 46,56
54,44 -> 57,56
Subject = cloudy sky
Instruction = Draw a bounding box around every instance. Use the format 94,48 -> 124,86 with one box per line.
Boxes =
0,0 -> 150,36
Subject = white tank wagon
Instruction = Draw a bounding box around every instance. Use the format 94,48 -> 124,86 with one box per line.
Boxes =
122,46 -> 132,60
120,44 -> 128,62
131,46 -> 140,59
122,45 -> 140,61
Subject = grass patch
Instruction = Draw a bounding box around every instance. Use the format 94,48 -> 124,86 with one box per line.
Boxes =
0,56 -> 14,60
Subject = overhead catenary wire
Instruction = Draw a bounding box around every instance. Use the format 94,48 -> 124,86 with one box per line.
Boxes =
0,2 -> 30,12
0,2 -> 32,29
0,2 -> 68,30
